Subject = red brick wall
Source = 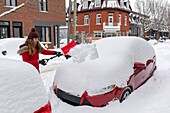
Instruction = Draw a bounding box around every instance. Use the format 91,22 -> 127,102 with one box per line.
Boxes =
70,9 -> 130,37
0,0 -> 65,45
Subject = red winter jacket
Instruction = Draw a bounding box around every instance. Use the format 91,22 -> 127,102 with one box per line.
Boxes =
18,45 -> 54,72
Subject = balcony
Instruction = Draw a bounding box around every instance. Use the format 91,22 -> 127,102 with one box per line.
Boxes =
103,22 -> 121,33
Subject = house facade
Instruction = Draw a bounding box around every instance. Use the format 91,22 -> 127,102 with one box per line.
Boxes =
0,0 -> 65,48
70,0 -> 131,43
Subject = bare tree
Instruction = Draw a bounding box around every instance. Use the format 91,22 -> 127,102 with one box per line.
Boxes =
164,4 -> 170,39
135,0 -> 168,40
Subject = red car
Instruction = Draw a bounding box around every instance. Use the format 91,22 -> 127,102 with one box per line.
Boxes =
53,36 -> 157,107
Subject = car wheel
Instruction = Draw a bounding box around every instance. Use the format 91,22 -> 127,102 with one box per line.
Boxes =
120,87 -> 132,103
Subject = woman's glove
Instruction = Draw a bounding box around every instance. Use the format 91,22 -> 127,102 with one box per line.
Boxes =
65,54 -> 71,59
54,51 -> 63,57
39,59 -> 48,66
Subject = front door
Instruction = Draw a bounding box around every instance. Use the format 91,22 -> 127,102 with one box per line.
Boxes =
108,13 -> 113,26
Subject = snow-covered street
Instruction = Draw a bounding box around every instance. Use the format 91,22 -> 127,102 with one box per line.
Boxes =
40,40 -> 170,113
0,38 -> 170,113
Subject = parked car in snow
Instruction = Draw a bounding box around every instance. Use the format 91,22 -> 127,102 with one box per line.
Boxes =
0,38 -> 25,60
0,38 -> 46,60
0,58 -> 51,113
53,36 -> 157,107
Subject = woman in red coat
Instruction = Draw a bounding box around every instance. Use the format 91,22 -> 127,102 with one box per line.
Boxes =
17,28 -> 62,72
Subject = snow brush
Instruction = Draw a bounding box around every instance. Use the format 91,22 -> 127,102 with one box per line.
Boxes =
39,40 -> 77,65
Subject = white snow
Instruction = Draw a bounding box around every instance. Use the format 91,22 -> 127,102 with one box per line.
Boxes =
0,58 -> 48,113
69,43 -> 99,63
107,0 -> 120,8
0,38 -> 25,60
0,3 -> 25,17
0,37 -> 170,113
53,37 -> 155,96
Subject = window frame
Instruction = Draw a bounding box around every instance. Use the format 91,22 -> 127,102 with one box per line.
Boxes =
95,0 -> 101,7
94,31 -> 102,38
83,0 -> 88,9
12,21 -> 22,38
5,0 -> 17,7
39,0 -> 48,12
96,14 -> 101,25
35,26 -> 51,42
84,15 -> 89,25
124,15 -> 127,26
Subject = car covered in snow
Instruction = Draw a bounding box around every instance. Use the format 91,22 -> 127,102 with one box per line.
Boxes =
53,36 -> 157,107
0,38 -> 47,60
0,38 -> 25,60
0,58 -> 51,113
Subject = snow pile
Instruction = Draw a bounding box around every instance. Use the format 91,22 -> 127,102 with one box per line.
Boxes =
69,43 -> 99,63
54,36 -> 155,96
0,58 -> 48,113
148,39 -> 158,45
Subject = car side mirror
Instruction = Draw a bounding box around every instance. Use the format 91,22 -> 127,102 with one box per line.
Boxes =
133,62 -> 145,70
2,50 -> 7,56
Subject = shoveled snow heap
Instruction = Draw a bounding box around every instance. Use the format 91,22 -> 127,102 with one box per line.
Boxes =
0,58 -> 48,113
69,43 -> 99,63
54,36 -> 155,96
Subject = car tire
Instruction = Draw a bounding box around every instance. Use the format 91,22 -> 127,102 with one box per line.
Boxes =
120,87 -> 132,103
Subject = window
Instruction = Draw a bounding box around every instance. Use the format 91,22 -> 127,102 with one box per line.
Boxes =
35,26 -> 51,42
124,16 -> 127,26
84,15 -> 89,25
95,0 -> 101,7
0,21 -> 10,39
96,14 -> 101,25
5,0 -> 16,6
119,14 -> 121,25
39,0 -> 48,12
83,0 -> 88,9
12,22 -> 22,38
94,31 -> 102,38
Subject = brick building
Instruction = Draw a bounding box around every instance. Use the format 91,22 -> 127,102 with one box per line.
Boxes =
70,0 -> 131,43
0,0 -> 65,47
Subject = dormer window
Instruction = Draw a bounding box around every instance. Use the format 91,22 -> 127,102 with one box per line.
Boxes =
83,0 -> 88,9
95,0 -> 101,7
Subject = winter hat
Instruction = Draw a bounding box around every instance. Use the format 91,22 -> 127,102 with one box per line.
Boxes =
27,28 -> 39,39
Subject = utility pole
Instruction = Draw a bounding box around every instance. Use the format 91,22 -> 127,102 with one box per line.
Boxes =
67,0 -> 72,44
73,0 -> 77,40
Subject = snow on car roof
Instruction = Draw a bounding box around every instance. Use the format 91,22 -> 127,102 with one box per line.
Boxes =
54,36 -> 155,96
0,38 -> 25,60
0,58 -> 48,113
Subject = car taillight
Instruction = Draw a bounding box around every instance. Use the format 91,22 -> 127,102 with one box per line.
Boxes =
34,102 -> 51,113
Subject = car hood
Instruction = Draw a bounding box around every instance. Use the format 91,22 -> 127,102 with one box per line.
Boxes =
54,55 -> 134,96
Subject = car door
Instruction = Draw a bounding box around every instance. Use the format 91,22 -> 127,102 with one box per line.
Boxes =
133,62 -> 147,89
